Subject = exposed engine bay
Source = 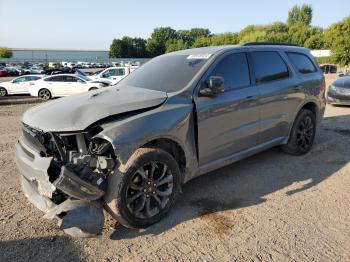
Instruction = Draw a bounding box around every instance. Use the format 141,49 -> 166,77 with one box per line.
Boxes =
20,123 -> 116,237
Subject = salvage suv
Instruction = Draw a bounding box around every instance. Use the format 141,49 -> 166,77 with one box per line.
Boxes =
15,43 -> 326,237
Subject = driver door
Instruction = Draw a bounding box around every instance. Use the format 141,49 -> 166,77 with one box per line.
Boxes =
11,76 -> 28,94
194,52 -> 260,166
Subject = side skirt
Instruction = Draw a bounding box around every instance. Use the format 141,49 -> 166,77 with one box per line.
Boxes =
195,137 -> 286,177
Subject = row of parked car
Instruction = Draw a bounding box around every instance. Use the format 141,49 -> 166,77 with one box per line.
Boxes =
0,61 -> 129,77
0,65 -> 139,99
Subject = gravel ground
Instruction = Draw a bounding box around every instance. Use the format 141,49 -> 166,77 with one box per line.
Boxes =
0,75 -> 349,261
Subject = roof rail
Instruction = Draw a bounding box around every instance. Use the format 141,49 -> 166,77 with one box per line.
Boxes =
242,42 -> 300,47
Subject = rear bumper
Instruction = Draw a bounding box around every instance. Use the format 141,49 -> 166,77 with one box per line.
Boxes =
15,137 -> 104,237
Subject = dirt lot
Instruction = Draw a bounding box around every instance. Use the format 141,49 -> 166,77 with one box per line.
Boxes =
0,75 -> 349,261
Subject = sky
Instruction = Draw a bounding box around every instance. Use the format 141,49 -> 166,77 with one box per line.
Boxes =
0,0 -> 349,50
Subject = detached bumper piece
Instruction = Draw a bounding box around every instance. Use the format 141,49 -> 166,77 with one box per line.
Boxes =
21,176 -> 104,237
16,137 -> 106,238
44,199 -> 104,238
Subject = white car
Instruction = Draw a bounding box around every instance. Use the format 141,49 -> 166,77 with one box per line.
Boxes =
0,75 -> 43,96
90,66 -> 138,84
29,74 -> 105,100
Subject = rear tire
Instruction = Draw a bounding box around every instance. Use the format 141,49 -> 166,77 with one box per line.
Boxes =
0,87 -> 7,97
38,88 -> 52,100
282,109 -> 316,155
89,87 -> 98,91
105,147 -> 181,228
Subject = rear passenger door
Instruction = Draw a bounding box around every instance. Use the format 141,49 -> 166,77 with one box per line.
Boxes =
195,52 -> 260,165
45,75 -> 65,96
61,75 -> 86,95
249,50 -> 302,144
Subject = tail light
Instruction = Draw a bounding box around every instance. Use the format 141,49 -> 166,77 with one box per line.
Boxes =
320,80 -> 326,93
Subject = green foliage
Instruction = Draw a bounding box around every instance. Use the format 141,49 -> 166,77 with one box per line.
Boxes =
192,33 -> 238,48
109,37 -> 147,58
0,47 -> 12,58
323,17 -> 350,65
165,39 -> 189,53
108,5 -> 349,66
316,56 -> 336,65
288,4 -> 313,26
146,27 -> 177,57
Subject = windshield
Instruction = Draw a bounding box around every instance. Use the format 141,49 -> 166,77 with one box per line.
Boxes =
117,54 -> 208,92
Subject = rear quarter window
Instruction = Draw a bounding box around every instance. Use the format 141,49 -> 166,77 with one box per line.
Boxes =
287,52 -> 317,74
250,51 -> 289,83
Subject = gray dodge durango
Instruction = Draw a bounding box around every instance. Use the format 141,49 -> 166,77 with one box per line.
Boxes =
15,43 -> 326,237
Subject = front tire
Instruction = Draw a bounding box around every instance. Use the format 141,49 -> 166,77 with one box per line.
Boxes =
105,148 -> 181,228
0,87 -> 7,97
282,109 -> 316,155
89,87 -> 98,91
38,88 -> 52,100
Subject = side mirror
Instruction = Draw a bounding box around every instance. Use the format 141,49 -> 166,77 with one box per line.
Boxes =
199,76 -> 225,97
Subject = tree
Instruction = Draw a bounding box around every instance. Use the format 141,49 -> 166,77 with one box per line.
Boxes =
177,28 -> 210,47
109,39 -> 128,58
0,47 -> 12,58
109,37 -> 147,58
147,27 -> 177,57
165,39 -> 189,53
304,27 -> 324,49
192,36 -> 212,48
287,4 -> 313,26
324,17 -> 350,65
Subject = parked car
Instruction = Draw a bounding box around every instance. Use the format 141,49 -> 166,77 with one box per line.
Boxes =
0,75 -> 43,96
338,71 -> 350,77
23,66 -> 45,75
15,43 -> 325,237
44,67 -> 86,76
327,76 -> 350,105
28,74 -> 107,99
0,68 -> 6,77
90,66 -> 139,84
320,64 -> 337,74
4,66 -> 22,76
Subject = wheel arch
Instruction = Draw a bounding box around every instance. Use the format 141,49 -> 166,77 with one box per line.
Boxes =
142,138 -> 187,176
284,100 -> 319,144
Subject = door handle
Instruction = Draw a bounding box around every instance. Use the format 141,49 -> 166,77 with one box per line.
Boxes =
244,95 -> 258,102
293,85 -> 302,91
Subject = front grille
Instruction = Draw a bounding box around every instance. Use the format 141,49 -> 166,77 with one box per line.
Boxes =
21,123 -> 47,153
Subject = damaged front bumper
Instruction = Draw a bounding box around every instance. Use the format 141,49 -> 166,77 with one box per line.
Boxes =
15,136 -> 105,238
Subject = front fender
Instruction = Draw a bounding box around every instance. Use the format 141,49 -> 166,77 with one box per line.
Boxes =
95,102 -> 198,179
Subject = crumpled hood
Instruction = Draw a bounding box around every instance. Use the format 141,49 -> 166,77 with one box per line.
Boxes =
22,86 -> 167,132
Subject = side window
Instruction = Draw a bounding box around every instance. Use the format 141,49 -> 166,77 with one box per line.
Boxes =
287,52 -> 317,74
63,75 -> 78,82
250,51 -> 289,83
30,76 -> 41,81
116,68 -> 125,76
13,77 -> 26,83
102,69 -> 117,77
45,76 -> 63,82
210,53 -> 250,91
